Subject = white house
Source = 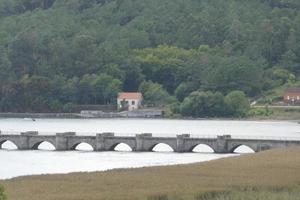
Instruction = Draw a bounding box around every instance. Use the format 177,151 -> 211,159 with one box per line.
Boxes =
117,92 -> 143,111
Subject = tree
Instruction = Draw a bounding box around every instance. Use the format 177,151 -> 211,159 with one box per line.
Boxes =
201,56 -> 263,95
180,91 -> 225,117
0,46 -> 15,84
139,81 -> 174,107
272,67 -> 295,85
0,0 -> 298,113
175,82 -> 198,102
224,91 -> 250,117
19,75 -> 53,112
134,45 -> 195,93
91,73 -> 122,104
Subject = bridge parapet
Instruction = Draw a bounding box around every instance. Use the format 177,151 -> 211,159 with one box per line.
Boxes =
21,131 -> 39,136
138,133 -> 153,137
177,134 -> 190,138
56,132 -> 76,137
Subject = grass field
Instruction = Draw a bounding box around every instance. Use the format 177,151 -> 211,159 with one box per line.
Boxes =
2,148 -> 300,200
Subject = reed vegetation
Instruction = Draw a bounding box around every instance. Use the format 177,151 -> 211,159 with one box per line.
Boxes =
2,148 -> 300,200
0,185 -> 6,200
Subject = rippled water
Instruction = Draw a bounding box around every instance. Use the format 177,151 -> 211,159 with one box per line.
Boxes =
0,118 -> 299,179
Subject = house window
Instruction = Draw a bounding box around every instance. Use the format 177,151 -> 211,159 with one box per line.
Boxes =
132,101 -> 135,105
125,101 -> 129,104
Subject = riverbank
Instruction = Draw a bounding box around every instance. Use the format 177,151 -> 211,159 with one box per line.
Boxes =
0,112 -> 82,119
248,106 -> 300,121
1,147 -> 300,200
0,110 -> 299,122
0,109 -> 163,119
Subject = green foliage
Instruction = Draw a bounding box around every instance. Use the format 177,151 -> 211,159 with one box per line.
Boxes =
195,191 -> 230,200
272,68 -> 296,85
201,56 -> 264,95
62,102 -> 75,113
147,194 -> 169,200
248,107 -> 274,117
195,186 -> 300,200
0,0 -> 299,113
180,91 -> 226,117
139,81 -> 175,107
175,82 -> 197,102
0,185 -> 6,200
225,91 -> 250,117
180,90 -> 250,118
163,102 -> 181,118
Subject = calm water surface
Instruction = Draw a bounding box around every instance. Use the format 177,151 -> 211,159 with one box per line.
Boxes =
0,118 -> 299,179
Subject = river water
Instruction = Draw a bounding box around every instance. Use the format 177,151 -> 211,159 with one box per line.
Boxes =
0,118 -> 299,179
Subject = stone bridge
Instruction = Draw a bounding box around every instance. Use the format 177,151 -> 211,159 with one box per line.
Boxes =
0,132 -> 300,153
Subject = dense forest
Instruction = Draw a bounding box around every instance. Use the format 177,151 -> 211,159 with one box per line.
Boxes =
0,0 -> 299,116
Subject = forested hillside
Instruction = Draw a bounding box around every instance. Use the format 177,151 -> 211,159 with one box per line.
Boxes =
0,0 -> 299,116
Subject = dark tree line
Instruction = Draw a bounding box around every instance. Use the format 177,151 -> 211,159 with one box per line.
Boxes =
0,0 -> 299,116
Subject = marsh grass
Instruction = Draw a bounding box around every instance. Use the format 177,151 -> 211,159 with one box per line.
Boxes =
2,148 -> 300,200
0,185 -> 6,200
194,185 -> 300,200
147,186 -> 300,200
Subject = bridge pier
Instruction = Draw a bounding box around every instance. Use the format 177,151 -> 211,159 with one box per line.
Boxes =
19,131 -> 39,150
176,134 -> 190,152
215,135 -> 231,153
56,132 -> 76,151
95,132 -> 114,151
136,133 -> 153,151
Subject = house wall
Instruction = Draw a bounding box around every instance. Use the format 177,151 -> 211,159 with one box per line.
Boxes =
284,92 -> 300,104
117,98 -> 142,110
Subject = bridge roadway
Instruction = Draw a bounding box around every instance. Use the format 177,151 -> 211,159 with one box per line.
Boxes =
0,131 -> 300,153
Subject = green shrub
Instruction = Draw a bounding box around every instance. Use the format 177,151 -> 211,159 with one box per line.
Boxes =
63,102 -> 75,113
147,194 -> 169,200
195,191 -> 231,200
194,186 -> 300,200
247,107 -> 274,117
0,185 -> 7,200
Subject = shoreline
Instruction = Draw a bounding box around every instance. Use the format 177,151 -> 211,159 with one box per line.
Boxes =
2,148 -> 300,200
0,153 -> 236,181
0,112 -> 299,123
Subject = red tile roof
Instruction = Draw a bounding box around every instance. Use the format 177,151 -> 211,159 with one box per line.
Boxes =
284,87 -> 300,93
118,92 -> 142,99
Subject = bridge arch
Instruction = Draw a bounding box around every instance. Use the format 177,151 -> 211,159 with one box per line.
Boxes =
150,143 -> 175,152
230,144 -> 256,153
190,144 -> 215,153
31,141 -> 56,150
0,138 -> 21,149
109,143 -> 133,151
0,140 -> 19,150
70,142 -> 95,151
